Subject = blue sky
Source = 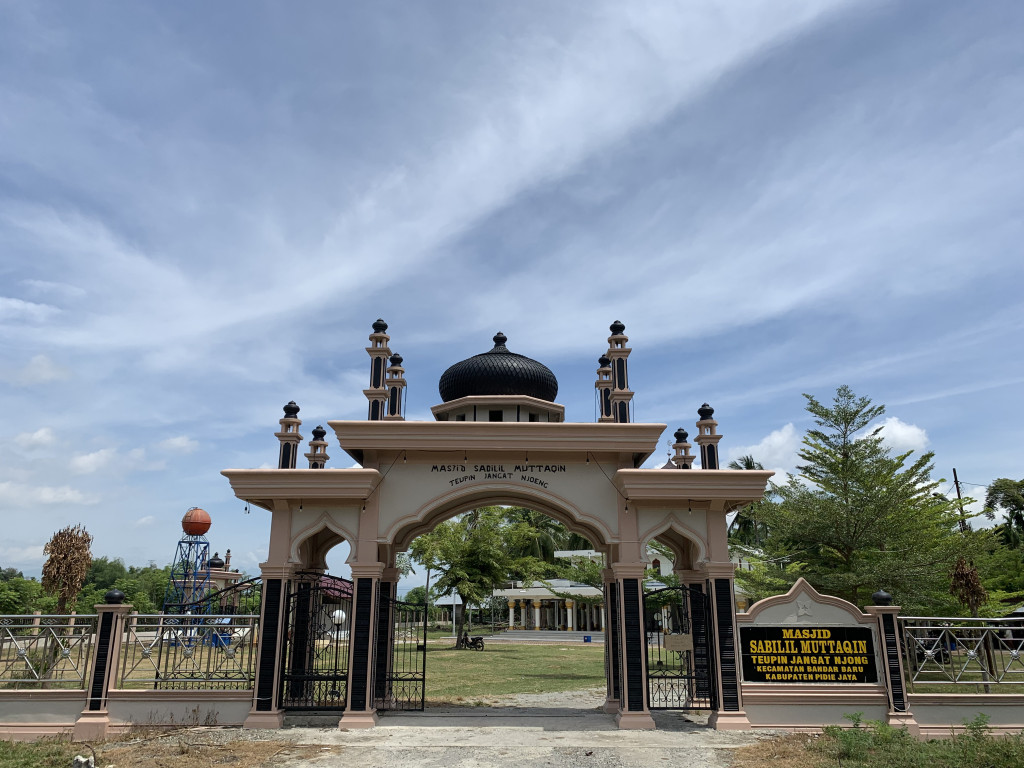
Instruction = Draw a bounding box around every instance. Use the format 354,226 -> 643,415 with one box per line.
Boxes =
1,2 -> 1022,590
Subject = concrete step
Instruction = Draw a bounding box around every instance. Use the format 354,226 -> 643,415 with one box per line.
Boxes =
487,630 -> 605,644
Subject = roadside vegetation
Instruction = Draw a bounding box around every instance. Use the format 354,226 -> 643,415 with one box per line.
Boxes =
732,714 -> 1024,768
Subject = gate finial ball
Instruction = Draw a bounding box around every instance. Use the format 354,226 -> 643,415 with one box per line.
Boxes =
182,506 -> 212,536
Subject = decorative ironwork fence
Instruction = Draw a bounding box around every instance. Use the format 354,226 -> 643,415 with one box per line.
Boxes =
0,614 -> 97,690
644,586 -> 717,710
900,616 -> 1024,691
117,613 -> 259,690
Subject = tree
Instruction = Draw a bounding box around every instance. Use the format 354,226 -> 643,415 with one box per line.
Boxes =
409,507 -> 538,647
42,525 -> 93,614
760,386 -> 982,611
727,455 -> 771,546
986,478 -> 1024,546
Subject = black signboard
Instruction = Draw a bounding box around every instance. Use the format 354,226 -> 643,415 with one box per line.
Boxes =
740,626 -> 878,683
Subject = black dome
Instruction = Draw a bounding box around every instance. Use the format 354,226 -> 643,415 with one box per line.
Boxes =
439,333 -> 558,403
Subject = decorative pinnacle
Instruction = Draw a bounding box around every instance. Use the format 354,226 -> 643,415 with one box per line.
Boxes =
372,318 -> 388,333
312,425 -> 327,440
492,332 -> 508,350
598,355 -> 611,367
674,427 -> 689,443
697,403 -> 714,420
389,353 -> 403,367
283,401 -> 300,418
609,320 -> 626,335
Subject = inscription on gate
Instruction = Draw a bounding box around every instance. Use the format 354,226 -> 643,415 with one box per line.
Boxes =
740,626 -> 878,683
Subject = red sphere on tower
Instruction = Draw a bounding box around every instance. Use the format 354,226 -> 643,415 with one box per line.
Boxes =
181,507 -> 212,536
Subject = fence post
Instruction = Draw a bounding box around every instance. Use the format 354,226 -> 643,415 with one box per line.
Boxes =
864,589 -> 919,735
74,590 -> 132,741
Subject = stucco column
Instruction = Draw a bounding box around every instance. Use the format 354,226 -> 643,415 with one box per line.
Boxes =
532,600 -> 541,630
243,563 -> 294,729
865,596 -> 919,735
703,562 -> 748,731
598,603 -> 605,631
519,601 -> 528,628
74,597 -> 132,741
341,562 -> 385,729
611,563 -> 655,730
566,600 -> 575,631
507,600 -> 516,630
602,570 -> 621,715
373,566 -> 400,707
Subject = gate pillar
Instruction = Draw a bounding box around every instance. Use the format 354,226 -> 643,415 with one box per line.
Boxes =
373,567 -> 399,706
601,569 -> 621,714
341,563 -> 384,729
244,564 -> 293,729
704,562 -> 750,730
611,564 -> 656,730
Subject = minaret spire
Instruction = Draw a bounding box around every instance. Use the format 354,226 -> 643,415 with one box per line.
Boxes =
595,355 -> 613,423
604,320 -> 634,423
364,319 -> 392,420
694,403 -> 722,469
305,425 -> 330,469
384,353 -> 407,420
275,401 -> 302,469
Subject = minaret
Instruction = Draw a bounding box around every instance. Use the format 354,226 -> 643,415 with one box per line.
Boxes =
364,319 -> 392,421
694,403 -> 722,469
383,353 -> 407,420
595,355 -> 614,423
605,320 -> 634,423
305,425 -> 330,469
671,427 -> 696,469
275,401 -> 303,469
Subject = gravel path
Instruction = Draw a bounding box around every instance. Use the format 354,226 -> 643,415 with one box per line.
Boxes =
164,688 -> 779,768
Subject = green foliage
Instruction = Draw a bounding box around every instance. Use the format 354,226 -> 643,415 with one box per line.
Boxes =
0,567 -> 24,581
409,507 -> 544,643
810,711 -> 1024,768
986,478 -> 1024,549
760,386 -> 984,612
0,737 -> 78,768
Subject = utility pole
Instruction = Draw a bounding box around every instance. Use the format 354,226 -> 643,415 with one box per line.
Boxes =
953,468 -> 968,533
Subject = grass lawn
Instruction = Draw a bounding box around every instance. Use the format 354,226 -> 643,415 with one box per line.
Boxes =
424,643 -> 606,703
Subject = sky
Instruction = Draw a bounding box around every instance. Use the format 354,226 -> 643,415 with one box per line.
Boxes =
1,1 -> 1022,594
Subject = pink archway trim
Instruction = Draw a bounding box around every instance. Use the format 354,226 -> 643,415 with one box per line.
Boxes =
638,515 -> 708,565
289,512 -> 358,565
386,481 -> 615,552
739,577 -> 871,622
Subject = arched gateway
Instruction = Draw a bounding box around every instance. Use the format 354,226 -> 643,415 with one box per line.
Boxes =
223,321 -> 772,730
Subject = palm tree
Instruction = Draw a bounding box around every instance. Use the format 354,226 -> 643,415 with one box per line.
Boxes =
727,456 -> 768,546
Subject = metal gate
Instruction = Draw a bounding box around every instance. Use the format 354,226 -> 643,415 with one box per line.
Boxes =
374,588 -> 427,711
644,584 -> 717,710
279,572 -> 353,710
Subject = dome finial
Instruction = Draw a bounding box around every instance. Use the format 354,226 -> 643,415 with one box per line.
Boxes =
492,332 -> 508,350
372,318 -> 388,333
283,401 -> 300,418
610,320 -> 626,335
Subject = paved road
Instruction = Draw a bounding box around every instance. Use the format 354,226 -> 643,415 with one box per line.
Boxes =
257,706 -> 774,768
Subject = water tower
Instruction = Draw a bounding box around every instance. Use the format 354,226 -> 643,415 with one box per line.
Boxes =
162,507 -> 213,613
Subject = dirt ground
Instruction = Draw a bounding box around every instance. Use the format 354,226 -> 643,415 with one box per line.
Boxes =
84,688 -> 784,768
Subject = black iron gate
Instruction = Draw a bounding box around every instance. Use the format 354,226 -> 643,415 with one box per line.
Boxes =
374,587 -> 427,711
644,584 -> 717,710
279,572 -> 353,710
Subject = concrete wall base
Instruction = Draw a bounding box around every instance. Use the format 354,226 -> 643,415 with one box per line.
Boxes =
887,711 -> 920,736
615,711 -> 656,730
602,698 -> 620,714
708,710 -> 751,730
72,711 -> 110,741
339,710 -> 379,729
0,724 -> 75,742
243,710 -> 284,729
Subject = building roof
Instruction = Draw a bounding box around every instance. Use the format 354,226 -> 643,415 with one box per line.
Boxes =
438,332 -> 558,403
